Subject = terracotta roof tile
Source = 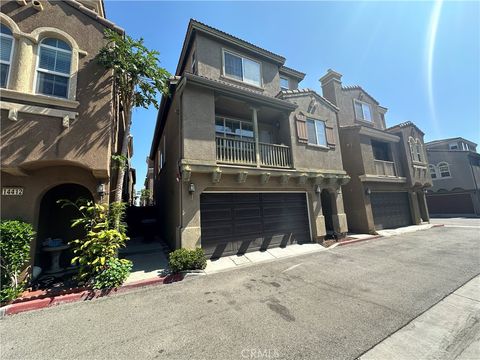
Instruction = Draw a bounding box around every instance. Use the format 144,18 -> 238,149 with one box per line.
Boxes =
277,88 -> 339,111
65,0 -> 124,34
341,85 -> 379,105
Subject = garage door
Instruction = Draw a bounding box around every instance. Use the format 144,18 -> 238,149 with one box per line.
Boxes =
426,193 -> 475,215
200,193 -> 311,258
370,192 -> 412,230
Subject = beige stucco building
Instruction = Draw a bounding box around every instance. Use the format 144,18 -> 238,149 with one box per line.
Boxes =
150,20 -> 350,258
0,0 -> 131,271
320,70 -> 432,233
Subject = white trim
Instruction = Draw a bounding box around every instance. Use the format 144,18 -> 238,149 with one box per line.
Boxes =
222,48 -> 263,88
0,88 -> 79,108
306,117 -> 327,147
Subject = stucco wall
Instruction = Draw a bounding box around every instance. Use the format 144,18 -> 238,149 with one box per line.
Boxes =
1,0 -> 113,172
336,89 -> 385,129
195,34 -> 282,97
427,150 -> 476,191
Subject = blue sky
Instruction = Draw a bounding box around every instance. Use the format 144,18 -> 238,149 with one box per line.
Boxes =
104,1 -> 480,191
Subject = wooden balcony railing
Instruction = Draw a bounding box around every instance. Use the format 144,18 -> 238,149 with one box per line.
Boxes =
259,142 -> 292,168
374,159 -> 396,176
215,137 -> 292,168
216,137 -> 256,166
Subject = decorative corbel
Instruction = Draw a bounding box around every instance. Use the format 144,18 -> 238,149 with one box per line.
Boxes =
323,175 -> 338,186
337,175 -> 351,186
212,168 -> 222,183
8,109 -> 18,121
260,173 -> 270,184
62,115 -> 70,129
237,171 -> 248,183
311,174 -> 324,185
32,0 -> 43,11
181,165 -> 192,182
298,173 -> 308,185
280,174 -> 290,185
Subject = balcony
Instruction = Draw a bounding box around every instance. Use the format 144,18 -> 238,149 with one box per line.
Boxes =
374,159 -> 396,177
216,137 -> 292,168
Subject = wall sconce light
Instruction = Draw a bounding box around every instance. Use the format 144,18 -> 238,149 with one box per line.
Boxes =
365,187 -> 371,196
188,183 -> 196,194
315,185 -> 321,194
97,183 -> 106,197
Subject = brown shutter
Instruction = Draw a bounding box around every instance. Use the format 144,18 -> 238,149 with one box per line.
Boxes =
296,113 -> 308,143
326,125 -> 336,147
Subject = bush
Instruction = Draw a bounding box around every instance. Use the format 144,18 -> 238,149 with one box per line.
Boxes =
0,220 -> 34,304
59,199 -> 130,284
92,258 -> 132,289
168,248 -> 207,273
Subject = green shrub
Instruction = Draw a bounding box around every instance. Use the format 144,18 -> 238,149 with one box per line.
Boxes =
92,258 -> 132,289
0,220 -> 34,304
168,248 -> 207,273
59,199 -> 129,284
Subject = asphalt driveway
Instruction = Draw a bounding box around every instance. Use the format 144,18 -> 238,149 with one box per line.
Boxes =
1,225 -> 479,360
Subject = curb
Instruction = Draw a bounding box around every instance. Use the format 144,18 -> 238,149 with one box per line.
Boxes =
1,273 -> 184,317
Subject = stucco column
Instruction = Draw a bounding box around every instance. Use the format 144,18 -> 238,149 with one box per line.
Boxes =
180,182 -> 202,249
10,36 -> 35,93
332,189 -> 348,235
409,191 -> 422,225
251,107 -> 260,167
417,190 -> 430,222
310,190 -> 326,242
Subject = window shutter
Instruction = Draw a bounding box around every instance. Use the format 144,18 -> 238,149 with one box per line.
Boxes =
326,125 -> 336,147
296,113 -> 308,143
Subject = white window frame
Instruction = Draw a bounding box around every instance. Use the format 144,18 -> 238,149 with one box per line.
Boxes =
353,99 -> 373,122
215,115 -> 254,141
0,26 -> 14,89
222,48 -> 262,87
306,118 -> 327,147
35,39 -> 72,99
429,164 -> 437,179
437,162 -> 451,178
415,139 -> 424,163
280,76 -> 289,90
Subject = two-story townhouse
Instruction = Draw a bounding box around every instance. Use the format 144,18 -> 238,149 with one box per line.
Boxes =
150,20 -> 349,258
425,137 -> 480,216
0,1 -> 131,272
320,69 -> 432,233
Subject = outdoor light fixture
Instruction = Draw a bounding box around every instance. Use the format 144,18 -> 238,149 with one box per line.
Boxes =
188,183 -> 196,194
97,183 -> 106,197
315,185 -> 321,194
365,187 -> 371,196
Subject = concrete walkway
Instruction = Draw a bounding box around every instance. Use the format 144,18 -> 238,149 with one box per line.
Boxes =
205,243 -> 326,274
376,223 -> 435,237
361,275 -> 480,360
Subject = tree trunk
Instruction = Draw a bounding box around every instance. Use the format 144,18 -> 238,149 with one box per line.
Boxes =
113,110 -> 132,203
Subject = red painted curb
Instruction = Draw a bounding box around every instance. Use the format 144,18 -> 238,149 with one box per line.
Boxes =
4,273 -> 185,316
338,235 -> 382,246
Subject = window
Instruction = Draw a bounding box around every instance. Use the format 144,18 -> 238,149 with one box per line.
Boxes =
462,142 -> 470,151
0,24 -> 14,88
449,142 -> 459,150
157,136 -> 166,173
223,50 -> 261,87
415,139 -> 423,162
36,38 -> 72,98
280,76 -> 289,90
191,51 -> 197,74
438,162 -> 451,178
354,99 -> 372,122
306,118 -> 327,147
215,116 -> 253,140
429,164 -> 437,179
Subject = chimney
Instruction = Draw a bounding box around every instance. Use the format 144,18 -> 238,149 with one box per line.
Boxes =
319,69 -> 342,106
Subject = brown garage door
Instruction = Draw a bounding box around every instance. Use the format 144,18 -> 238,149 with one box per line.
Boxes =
371,192 -> 413,230
200,193 -> 311,258
426,193 -> 475,215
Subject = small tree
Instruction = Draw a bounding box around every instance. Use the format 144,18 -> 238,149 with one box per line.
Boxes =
98,29 -> 170,203
140,188 -> 152,206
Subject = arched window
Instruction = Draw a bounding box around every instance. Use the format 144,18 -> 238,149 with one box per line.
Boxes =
0,24 -> 14,88
415,139 -> 423,162
438,162 -> 451,178
36,38 -> 72,98
429,164 -> 437,179
408,137 -> 416,161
